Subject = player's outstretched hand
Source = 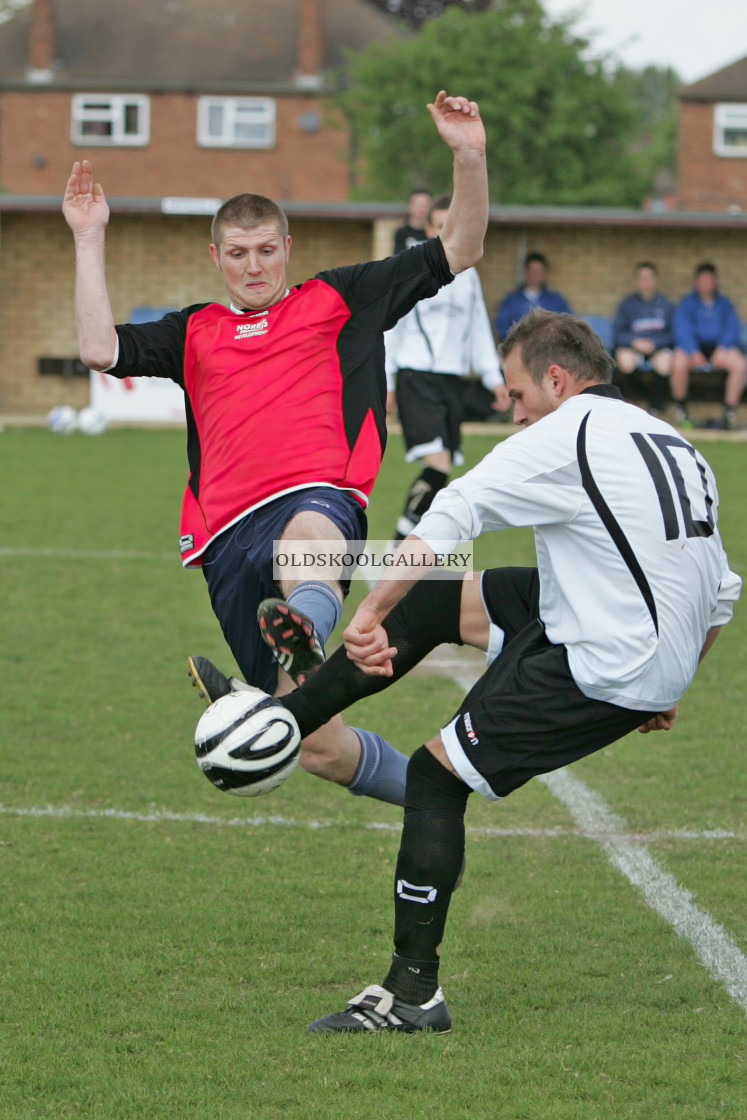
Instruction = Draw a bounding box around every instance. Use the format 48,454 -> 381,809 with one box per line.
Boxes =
62,160 -> 110,234
638,704 -> 679,733
344,606 -> 398,677
427,90 -> 486,154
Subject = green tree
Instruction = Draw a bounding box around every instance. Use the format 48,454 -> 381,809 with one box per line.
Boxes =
337,2 -> 650,206
616,64 -> 681,199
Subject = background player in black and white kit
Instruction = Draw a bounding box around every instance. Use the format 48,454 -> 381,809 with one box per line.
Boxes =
62,91 -> 489,810
250,308 -> 740,1032
392,189 -> 432,254
385,194 -> 510,541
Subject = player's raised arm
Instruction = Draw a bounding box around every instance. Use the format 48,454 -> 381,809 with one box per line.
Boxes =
427,91 -> 488,275
62,160 -> 118,371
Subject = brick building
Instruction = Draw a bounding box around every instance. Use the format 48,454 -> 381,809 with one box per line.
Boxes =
0,0 -> 402,200
678,54 -> 747,211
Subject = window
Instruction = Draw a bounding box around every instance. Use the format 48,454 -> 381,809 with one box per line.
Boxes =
197,97 -> 276,149
71,94 -> 150,146
713,103 -> 747,157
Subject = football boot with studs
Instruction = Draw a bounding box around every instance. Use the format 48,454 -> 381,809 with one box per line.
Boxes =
257,598 -> 325,685
187,655 -> 250,706
307,983 -> 451,1034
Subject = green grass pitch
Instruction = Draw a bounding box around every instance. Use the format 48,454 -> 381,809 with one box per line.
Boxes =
0,424 -> 745,1120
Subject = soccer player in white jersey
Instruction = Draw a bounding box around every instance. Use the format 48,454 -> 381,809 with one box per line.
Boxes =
255,307 -> 740,1032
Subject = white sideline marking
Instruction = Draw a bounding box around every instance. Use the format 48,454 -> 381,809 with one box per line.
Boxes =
542,769 -> 747,1014
0,804 -> 333,830
0,547 -> 173,560
0,802 -> 743,845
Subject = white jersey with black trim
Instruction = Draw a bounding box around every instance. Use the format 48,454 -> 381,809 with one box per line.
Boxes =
383,266 -> 503,391
414,387 -> 741,711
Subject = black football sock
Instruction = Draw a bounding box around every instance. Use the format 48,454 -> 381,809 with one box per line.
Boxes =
395,466 -> 448,539
382,746 -> 471,1003
383,954 -> 441,1005
280,575 -> 464,737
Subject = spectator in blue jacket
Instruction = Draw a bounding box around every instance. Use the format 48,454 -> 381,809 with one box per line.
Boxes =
495,252 -> 571,338
613,262 -> 674,413
671,262 -> 746,430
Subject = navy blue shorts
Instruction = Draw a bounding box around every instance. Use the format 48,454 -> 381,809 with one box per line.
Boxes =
201,488 -> 368,694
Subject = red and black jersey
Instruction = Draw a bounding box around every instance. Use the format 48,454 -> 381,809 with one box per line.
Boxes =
111,238 -> 453,566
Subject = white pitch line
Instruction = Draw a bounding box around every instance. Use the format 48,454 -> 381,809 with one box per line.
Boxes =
542,768 -> 747,1014
0,803 -> 333,830
0,547 -> 173,560
360,552 -> 747,1014
0,802 -> 743,845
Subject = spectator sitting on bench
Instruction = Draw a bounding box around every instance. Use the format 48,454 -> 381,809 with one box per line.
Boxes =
495,251 -> 571,339
612,261 -> 673,415
671,262 -> 746,430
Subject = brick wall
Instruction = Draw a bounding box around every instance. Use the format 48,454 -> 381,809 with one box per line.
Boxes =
0,89 -> 351,201
481,222 -> 747,321
678,101 -> 747,211
0,210 -> 372,413
3,209 -> 747,415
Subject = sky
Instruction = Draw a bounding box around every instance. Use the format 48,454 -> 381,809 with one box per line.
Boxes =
543,0 -> 747,83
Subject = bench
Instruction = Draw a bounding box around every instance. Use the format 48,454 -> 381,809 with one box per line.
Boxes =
582,316 -> 747,405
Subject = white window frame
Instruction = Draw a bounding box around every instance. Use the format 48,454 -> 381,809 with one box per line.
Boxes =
71,94 -> 150,146
713,103 -> 747,158
196,96 -> 276,149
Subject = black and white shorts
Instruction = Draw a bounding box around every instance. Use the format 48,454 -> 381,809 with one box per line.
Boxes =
440,568 -> 649,800
395,368 -> 464,464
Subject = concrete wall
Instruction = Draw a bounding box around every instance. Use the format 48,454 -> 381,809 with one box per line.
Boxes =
0,209 -> 373,413
4,207 -> 747,414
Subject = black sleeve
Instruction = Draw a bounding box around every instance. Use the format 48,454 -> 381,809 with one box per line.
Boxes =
316,238 -> 454,333
111,304 -> 208,387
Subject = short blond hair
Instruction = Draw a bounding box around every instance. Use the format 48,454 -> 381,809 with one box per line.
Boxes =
211,193 -> 289,245
500,308 -> 614,385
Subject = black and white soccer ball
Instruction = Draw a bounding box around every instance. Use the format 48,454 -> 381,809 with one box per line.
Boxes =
194,688 -> 301,797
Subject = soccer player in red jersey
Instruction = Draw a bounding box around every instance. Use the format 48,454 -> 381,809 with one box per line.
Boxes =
63,91 -> 489,808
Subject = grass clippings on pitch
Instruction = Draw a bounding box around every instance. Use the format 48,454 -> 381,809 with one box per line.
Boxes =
0,425 -> 745,1120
